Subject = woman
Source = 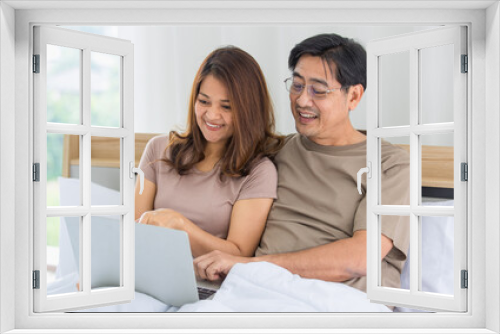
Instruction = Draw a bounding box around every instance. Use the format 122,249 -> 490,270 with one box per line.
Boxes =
135,46 -> 283,259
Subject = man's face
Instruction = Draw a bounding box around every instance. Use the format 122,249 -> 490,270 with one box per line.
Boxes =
289,55 -> 351,145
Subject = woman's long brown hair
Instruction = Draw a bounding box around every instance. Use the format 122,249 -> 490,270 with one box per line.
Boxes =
164,46 -> 284,178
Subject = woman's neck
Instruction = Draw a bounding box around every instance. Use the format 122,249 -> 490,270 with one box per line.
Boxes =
196,142 -> 225,172
204,141 -> 226,159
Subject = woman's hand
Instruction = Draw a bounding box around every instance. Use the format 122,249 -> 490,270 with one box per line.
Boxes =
138,208 -> 189,231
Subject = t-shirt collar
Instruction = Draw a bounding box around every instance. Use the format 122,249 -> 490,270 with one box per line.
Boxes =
299,134 -> 367,154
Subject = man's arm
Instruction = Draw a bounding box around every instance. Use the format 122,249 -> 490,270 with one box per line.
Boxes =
194,230 -> 394,282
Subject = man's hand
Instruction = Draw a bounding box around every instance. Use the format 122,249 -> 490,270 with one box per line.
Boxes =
194,250 -> 253,281
138,208 -> 188,231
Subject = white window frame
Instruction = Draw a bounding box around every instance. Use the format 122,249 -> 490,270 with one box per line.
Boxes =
366,26 -> 468,312
32,25 -> 135,312
1,1 -> 498,333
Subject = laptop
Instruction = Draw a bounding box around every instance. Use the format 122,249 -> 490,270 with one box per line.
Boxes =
64,216 -> 220,306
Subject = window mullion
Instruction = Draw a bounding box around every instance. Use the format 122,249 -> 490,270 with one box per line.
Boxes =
81,47 -> 91,294
409,46 -> 420,296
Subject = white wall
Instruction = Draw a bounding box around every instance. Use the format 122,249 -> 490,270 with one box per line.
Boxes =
68,25 -> 451,139
0,2 -> 16,333
486,3 -> 500,333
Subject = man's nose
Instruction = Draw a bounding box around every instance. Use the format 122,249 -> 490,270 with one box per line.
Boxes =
294,87 -> 314,107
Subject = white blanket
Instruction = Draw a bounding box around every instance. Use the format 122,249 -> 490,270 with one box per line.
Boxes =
180,262 -> 391,312
73,262 -> 391,312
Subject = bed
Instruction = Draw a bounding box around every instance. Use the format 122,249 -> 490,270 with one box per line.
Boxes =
46,134 -> 455,313
47,177 -> 454,313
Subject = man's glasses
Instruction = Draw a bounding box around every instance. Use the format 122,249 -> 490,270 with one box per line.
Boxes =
284,77 -> 343,100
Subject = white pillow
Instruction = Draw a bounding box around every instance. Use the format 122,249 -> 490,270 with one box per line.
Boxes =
396,200 -> 454,312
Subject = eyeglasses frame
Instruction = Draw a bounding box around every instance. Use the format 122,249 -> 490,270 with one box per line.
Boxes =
284,77 -> 345,100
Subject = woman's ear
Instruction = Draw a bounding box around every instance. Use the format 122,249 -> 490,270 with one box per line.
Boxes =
347,84 -> 365,112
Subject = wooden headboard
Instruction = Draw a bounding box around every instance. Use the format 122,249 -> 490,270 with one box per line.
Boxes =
398,144 -> 453,189
62,133 -> 159,177
62,134 -> 454,189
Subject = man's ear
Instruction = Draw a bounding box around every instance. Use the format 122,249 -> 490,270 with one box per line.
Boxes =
347,84 -> 364,112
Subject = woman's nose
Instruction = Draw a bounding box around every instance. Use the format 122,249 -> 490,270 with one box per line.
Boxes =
206,106 -> 222,119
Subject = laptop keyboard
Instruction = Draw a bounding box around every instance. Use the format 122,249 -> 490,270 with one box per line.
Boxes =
197,286 -> 217,300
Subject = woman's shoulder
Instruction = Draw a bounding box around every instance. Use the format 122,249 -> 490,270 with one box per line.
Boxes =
248,157 -> 277,176
147,134 -> 169,147
144,134 -> 169,156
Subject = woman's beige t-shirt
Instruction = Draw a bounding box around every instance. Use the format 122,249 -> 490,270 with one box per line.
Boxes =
139,135 -> 278,238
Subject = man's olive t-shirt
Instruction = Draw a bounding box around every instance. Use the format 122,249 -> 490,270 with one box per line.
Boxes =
256,134 -> 410,292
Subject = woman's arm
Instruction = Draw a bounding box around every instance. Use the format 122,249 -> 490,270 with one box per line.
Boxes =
191,197 -> 273,257
134,178 -> 156,221
139,197 -> 273,258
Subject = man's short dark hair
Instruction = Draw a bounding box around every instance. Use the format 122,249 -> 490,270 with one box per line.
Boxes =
288,33 -> 367,90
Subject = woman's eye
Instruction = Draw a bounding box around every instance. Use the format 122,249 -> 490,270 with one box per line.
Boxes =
222,105 -> 231,110
198,99 -> 209,105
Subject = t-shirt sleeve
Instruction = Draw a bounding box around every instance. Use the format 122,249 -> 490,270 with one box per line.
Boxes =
379,163 -> 411,261
139,136 -> 167,185
353,147 -> 410,262
236,158 -> 278,201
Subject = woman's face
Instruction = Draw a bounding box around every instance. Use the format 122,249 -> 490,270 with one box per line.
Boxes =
194,75 -> 234,147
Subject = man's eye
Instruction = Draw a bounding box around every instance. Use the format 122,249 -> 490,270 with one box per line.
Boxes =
291,82 -> 303,91
312,85 -> 327,95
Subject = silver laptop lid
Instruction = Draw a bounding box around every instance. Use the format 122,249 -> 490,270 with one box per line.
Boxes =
135,223 -> 199,306
65,217 -> 200,306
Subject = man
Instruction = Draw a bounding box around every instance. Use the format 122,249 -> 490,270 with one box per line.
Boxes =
194,33 -> 410,294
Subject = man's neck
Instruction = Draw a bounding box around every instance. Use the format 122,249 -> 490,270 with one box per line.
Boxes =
309,127 -> 366,147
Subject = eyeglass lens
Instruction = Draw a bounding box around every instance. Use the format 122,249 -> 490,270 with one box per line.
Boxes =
286,79 -> 329,99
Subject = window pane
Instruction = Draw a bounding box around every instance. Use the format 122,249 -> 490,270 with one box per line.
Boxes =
91,215 -> 121,289
91,52 -> 121,127
420,133 -> 454,204
420,44 -> 454,124
378,51 -> 410,127
91,136 -> 121,204
420,215 -> 454,295
47,44 -> 81,124
47,133 -> 80,206
380,215 -> 410,290
380,136 -> 410,206
47,216 -> 80,295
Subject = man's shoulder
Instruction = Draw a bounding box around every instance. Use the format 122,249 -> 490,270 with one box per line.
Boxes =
284,133 -> 300,145
380,140 -> 410,168
381,140 -> 409,157
277,133 -> 302,152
